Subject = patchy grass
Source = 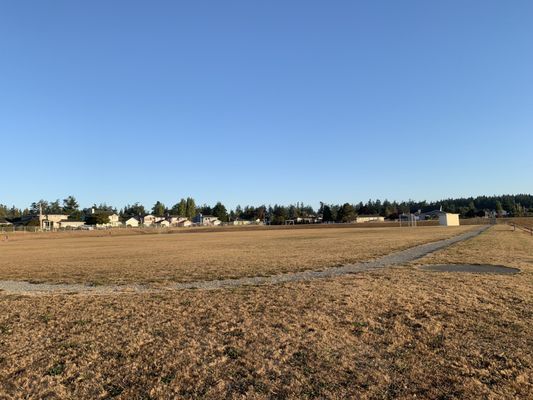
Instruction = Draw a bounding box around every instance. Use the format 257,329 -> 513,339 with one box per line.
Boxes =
0,225 -> 476,285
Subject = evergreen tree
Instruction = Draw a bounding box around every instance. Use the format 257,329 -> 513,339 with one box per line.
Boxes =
85,213 -> 110,225
152,201 -> 166,217
30,200 -> 48,215
322,205 -> 333,222
62,196 -> 79,215
337,203 -> 356,223
212,202 -> 228,222
255,205 -> 267,221
185,197 -> 196,219
121,203 -> 146,220
271,205 -> 288,225
48,200 -> 63,214
170,199 -> 188,217
495,200 -> 504,216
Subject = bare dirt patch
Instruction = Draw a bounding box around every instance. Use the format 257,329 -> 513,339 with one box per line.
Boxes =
419,264 -> 520,274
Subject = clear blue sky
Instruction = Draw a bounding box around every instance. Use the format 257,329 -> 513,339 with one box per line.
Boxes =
1,1 -> 532,210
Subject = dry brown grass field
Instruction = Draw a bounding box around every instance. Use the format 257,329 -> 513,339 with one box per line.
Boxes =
0,225 -> 475,285
501,216 -> 533,229
0,225 -> 532,399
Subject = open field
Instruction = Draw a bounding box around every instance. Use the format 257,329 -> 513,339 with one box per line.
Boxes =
0,225 -> 532,399
0,225 -> 477,285
500,216 -> 533,229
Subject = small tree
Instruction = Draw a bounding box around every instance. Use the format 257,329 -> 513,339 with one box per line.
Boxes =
121,203 -> 146,220
85,213 -> 110,225
170,199 -> 188,217
68,210 -> 84,221
495,200 -> 504,217
185,197 -> 196,219
63,196 -> 79,215
152,201 -> 166,217
337,203 -> 356,223
322,205 -> 333,222
212,202 -> 228,222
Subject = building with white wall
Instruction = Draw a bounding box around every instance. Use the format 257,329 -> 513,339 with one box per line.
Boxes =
439,213 -> 460,226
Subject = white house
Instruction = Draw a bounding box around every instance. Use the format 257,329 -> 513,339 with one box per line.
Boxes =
108,213 -> 121,227
356,215 -> 385,223
193,214 -> 221,226
178,219 -> 193,227
0,218 -> 12,227
156,220 -> 171,228
40,214 -> 70,230
125,217 -> 140,227
142,214 -> 156,226
168,216 -> 191,227
230,219 -> 252,226
58,220 -> 86,229
439,213 -> 460,226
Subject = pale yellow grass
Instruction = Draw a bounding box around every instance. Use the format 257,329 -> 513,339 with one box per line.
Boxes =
0,226 -> 531,399
413,224 -> 533,270
0,226 -> 475,284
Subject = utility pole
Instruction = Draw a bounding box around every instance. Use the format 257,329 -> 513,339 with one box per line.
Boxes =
39,202 -> 43,231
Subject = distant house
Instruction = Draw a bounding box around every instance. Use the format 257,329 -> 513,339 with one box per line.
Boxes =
285,215 -> 320,225
229,219 -> 252,226
58,220 -> 86,229
356,215 -> 385,223
156,220 -> 170,228
167,216 -> 192,227
87,209 -> 122,227
168,216 -> 187,226
178,219 -> 193,227
142,214 -> 156,226
0,217 -> 12,225
108,213 -> 121,226
40,214 -> 70,230
193,214 -> 221,226
297,215 -> 320,224
125,217 -> 140,227
96,213 -> 121,228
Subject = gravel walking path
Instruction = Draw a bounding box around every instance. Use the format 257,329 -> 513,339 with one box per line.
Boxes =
0,225 -> 491,295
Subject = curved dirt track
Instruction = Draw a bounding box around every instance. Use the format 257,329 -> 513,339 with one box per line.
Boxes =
0,225 -> 491,295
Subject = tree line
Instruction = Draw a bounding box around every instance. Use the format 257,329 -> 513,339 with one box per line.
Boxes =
1,194 -> 532,225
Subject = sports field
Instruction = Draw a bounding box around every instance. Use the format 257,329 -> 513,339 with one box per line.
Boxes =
0,224 -> 532,399
0,225 -> 475,285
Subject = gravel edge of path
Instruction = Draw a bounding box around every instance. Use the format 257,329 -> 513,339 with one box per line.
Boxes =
0,225 -> 491,295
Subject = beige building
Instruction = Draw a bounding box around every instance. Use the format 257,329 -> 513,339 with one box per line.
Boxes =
125,217 -> 140,227
58,220 -> 86,229
356,215 -> 385,223
142,215 -> 156,226
108,213 -> 121,227
168,216 -> 190,226
193,214 -> 221,226
439,213 -> 460,226
230,219 -> 252,226
156,220 -> 171,228
40,214 -> 70,230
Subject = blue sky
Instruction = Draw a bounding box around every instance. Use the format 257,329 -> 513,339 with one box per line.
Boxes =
1,1 -> 532,210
